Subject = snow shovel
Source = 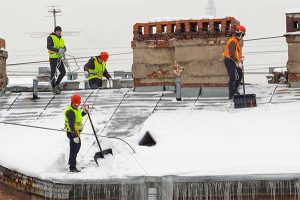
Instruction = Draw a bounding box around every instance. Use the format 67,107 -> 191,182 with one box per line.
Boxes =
86,110 -> 113,165
233,67 -> 257,109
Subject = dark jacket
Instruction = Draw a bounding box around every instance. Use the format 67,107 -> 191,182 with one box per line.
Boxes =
65,106 -> 86,137
47,33 -> 67,54
84,57 -> 112,80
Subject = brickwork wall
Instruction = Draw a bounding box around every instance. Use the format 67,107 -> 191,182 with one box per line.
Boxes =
285,12 -> 300,87
286,13 -> 300,33
0,182 -> 43,200
0,38 -> 5,49
132,17 -> 241,88
0,48 -> 8,91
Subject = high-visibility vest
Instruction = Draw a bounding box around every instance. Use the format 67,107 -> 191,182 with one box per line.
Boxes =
48,34 -> 65,59
87,57 -> 106,80
64,105 -> 83,137
223,36 -> 242,62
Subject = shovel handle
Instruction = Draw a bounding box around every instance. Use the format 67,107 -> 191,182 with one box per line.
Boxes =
86,110 -> 103,152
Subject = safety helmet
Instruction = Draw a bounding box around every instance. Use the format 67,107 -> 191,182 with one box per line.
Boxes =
236,25 -> 246,34
71,94 -> 81,106
99,51 -> 109,62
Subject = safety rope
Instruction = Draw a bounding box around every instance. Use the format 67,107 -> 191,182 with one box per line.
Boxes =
151,89 -> 165,114
6,93 -> 21,112
0,120 -> 135,153
84,89 -> 129,154
268,85 -> 279,103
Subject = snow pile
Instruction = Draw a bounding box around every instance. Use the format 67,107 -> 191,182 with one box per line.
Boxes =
1,99 -> 300,181
273,67 -> 287,73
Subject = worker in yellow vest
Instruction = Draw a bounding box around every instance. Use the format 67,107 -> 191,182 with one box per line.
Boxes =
47,26 -> 66,94
223,25 -> 246,99
64,94 -> 89,173
84,51 -> 112,89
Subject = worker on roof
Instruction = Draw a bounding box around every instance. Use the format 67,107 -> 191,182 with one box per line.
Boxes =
64,94 -> 89,173
223,25 -> 246,99
47,26 -> 66,94
84,51 -> 112,89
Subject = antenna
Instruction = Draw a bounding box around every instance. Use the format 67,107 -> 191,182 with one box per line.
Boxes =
48,5 -> 62,29
25,5 -> 80,38
206,0 -> 216,17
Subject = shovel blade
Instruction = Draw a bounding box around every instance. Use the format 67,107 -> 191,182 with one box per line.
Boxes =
93,148 -> 113,166
233,94 -> 257,109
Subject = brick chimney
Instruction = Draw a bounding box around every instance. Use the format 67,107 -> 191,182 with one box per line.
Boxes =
131,17 -> 240,89
0,38 -> 8,91
285,9 -> 300,87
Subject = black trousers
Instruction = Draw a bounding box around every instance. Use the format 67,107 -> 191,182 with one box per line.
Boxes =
88,78 -> 103,89
50,58 -> 66,88
67,132 -> 81,170
224,57 -> 243,97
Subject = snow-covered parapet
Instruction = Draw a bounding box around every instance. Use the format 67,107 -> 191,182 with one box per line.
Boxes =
285,31 -> 300,35
273,67 -> 287,73
148,16 -> 222,23
286,8 -> 300,14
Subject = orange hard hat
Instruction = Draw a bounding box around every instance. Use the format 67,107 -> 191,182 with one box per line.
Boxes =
99,51 -> 109,62
237,25 -> 246,34
71,94 -> 81,106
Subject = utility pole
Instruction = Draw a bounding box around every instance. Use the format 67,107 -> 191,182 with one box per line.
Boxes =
206,0 -> 216,17
48,6 -> 61,29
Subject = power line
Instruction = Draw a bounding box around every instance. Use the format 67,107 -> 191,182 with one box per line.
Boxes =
6,52 -> 133,66
244,50 -> 287,55
244,35 -> 284,42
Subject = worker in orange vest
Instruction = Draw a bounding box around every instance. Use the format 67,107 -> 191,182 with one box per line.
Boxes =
223,25 -> 246,99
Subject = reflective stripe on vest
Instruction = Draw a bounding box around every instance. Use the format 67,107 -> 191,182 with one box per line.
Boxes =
48,35 -> 65,59
87,57 -> 106,80
64,105 -> 83,137
222,37 -> 242,62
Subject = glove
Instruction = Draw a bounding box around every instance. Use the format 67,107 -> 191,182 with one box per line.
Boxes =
73,137 -> 80,144
84,104 -> 89,112
58,48 -> 65,55
108,78 -> 113,88
235,62 -> 243,69
84,71 -> 89,78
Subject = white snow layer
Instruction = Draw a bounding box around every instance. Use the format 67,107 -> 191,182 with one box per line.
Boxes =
286,8 -> 300,14
1,100 -> 300,181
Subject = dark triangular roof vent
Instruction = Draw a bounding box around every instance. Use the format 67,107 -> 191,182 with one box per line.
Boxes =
138,131 -> 156,147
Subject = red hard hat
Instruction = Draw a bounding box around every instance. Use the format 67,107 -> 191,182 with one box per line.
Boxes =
237,25 -> 246,34
99,51 -> 109,62
71,94 -> 81,106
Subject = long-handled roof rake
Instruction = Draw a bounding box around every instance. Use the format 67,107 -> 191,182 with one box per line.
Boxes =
86,110 -> 113,165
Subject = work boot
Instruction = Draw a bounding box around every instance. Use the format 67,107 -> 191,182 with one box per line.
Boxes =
52,85 -> 61,94
69,167 -> 81,173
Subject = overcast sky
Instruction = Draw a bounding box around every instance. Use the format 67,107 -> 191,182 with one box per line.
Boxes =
1,0 -> 300,82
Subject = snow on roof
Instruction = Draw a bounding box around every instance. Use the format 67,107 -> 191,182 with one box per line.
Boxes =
273,67 -> 287,73
1,86 -> 300,181
286,8 -> 300,14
